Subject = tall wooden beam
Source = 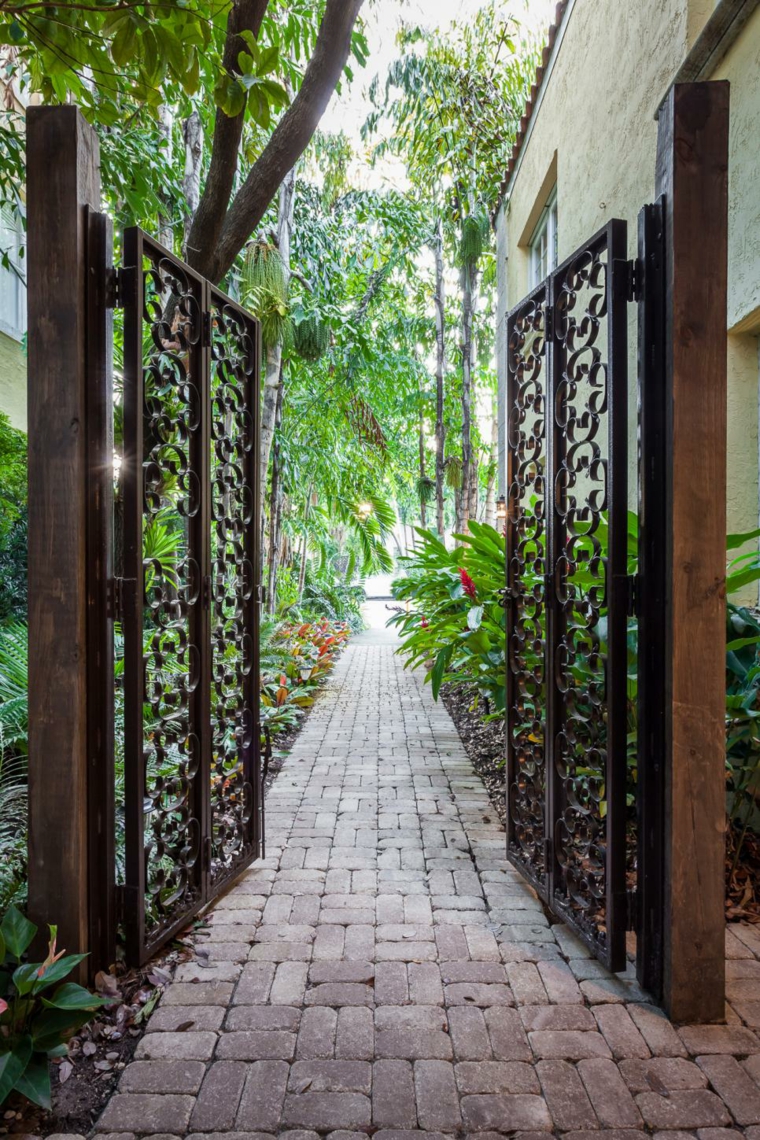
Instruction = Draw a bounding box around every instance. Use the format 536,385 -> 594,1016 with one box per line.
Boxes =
656,81 -> 729,1024
27,107 -> 102,965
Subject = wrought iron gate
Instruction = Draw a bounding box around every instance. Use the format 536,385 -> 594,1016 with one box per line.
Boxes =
120,230 -> 263,965
505,220 -> 630,971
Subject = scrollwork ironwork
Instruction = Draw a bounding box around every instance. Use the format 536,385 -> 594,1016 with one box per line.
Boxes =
140,252 -> 204,937
552,240 -> 611,948
208,295 -> 257,884
506,290 -> 548,891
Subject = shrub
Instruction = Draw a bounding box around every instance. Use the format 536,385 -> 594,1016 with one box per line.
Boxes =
0,907 -> 109,1109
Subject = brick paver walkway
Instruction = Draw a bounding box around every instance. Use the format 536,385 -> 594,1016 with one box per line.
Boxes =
97,630 -> 760,1139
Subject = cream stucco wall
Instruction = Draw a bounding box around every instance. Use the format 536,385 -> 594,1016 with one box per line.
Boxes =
496,0 -> 760,588
0,330 -> 26,431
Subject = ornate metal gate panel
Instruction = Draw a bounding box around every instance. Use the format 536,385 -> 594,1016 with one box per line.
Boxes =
506,220 -> 629,971
121,230 -> 262,965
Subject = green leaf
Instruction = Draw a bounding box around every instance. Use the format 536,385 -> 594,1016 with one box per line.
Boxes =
467,605 -> 483,630
111,18 -> 138,67
1,906 -> 36,960
727,527 -> 760,551
0,931 -> 5,966
12,962 -> 39,997
14,1055 -> 51,1109
256,45 -> 279,75
32,953 -> 88,994
41,983 -> 108,1012
431,644 -> 452,701
0,1036 -> 31,1104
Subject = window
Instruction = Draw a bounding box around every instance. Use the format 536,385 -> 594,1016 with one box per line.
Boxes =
0,206 -> 26,342
529,188 -> 558,288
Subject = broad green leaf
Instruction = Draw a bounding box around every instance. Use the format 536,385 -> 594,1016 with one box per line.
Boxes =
1,906 -> 36,960
14,1055 -> 51,1110
0,1036 -> 31,1104
41,983 -> 107,1012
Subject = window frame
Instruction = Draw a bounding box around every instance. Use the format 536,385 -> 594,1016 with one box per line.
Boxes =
529,187 -> 558,288
0,204 -> 26,344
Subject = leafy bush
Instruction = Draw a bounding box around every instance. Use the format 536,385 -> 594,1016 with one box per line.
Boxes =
260,618 -> 349,737
390,521 -> 505,710
0,907 -> 109,1110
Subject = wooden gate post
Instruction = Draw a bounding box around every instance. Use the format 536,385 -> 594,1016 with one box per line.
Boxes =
27,107 -> 107,968
655,81 -> 729,1023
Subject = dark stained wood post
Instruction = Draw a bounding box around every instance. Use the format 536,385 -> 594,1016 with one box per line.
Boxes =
655,81 -> 729,1023
27,107 -> 104,967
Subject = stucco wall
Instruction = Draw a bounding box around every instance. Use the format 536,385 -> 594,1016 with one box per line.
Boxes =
496,0 -> 760,597
0,330 -> 26,431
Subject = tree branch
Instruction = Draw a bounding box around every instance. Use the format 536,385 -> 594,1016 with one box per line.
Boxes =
207,0 -> 365,283
184,0 -> 270,268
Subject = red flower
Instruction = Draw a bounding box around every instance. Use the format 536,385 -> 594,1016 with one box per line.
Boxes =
420,616 -> 429,629
459,567 -> 477,600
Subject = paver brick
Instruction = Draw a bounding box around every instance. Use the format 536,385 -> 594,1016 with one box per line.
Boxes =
297,1006 -> 338,1059
96,1095 -> 195,1133
697,1053 -> 760,1124
635,1090 -> 732,1129
281,1092 -> 372,1130
288,1061 -> 372,1094
134,1031 -> 218,1061
529,1030 -> 613,1061
578,1058 -> 642,1128
456,1061 -> 540,1095
414,1060 -> 462,1131
679,1025 -> 760,1055
215,1030 -> 296,1060
535,1059 -> 598,1131
594,1004 -> 651,1059
236,1060 -> 290,1132
119,1060 -> 206,1095
304,982 -> 374,1007
189,1062 -> 247,1131
373,1060 -> 417,1128
460,1093 -> 553,1132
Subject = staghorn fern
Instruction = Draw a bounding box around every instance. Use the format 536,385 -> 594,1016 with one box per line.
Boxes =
445,455 -> 463,490
416,475 -> 435,504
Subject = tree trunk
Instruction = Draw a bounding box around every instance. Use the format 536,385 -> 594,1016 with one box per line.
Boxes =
459,252 -> 478,534
433,216 -> 446,540
157,104 -> 174,250
297,483 -> 313,599
259,166 -> 296,509
266,385 -> 284,614
182,111 -> 204,255
484,401 -> 498,528
419,396 -> 427,530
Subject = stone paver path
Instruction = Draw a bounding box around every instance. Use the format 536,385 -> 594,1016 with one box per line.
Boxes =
98,631 -> 760,1140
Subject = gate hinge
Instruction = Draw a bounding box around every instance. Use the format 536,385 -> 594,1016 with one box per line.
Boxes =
544,306 -> 554,339
614,258 -> 642,304
202,310 -> 212,347
107,265 -> 138,310
626,887 -> 638,931
626,573 -> 639,618
108,577 -> 124,623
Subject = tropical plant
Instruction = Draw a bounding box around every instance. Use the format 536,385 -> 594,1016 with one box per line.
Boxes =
390,521 -> 506,709
0,907 -> 109,1110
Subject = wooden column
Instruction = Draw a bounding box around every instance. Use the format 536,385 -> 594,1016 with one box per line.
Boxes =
656,81 -> 729,1023
27,107 -> 102,965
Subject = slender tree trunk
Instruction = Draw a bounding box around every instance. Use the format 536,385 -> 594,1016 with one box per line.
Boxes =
297,483 -> 314,598
157,105 -> 174,250
266,384 -> 284,614
259,166 -> 296,507
459,254 -> 478,534
484,401 -> 498,528
182,111 -> 204,256
419,398 -> 427,530
433,216 -> 446,540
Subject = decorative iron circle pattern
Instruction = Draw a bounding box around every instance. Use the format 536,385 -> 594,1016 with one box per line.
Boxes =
506,289 -> 548,890
552,242 -> 610,948
141,254 -> 204,935
209,296 -> 257,883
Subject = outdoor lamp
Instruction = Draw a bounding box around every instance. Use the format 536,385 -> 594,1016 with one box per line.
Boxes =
496,495 -> 507,530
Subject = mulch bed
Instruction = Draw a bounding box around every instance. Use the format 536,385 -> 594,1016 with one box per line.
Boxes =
441,681 -> 506,826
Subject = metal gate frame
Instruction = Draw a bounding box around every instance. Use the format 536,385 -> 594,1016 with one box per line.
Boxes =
119,229 -> 263,965
505,220 -> 630,972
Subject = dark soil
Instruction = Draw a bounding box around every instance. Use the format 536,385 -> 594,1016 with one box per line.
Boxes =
441,681 -> 506,826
